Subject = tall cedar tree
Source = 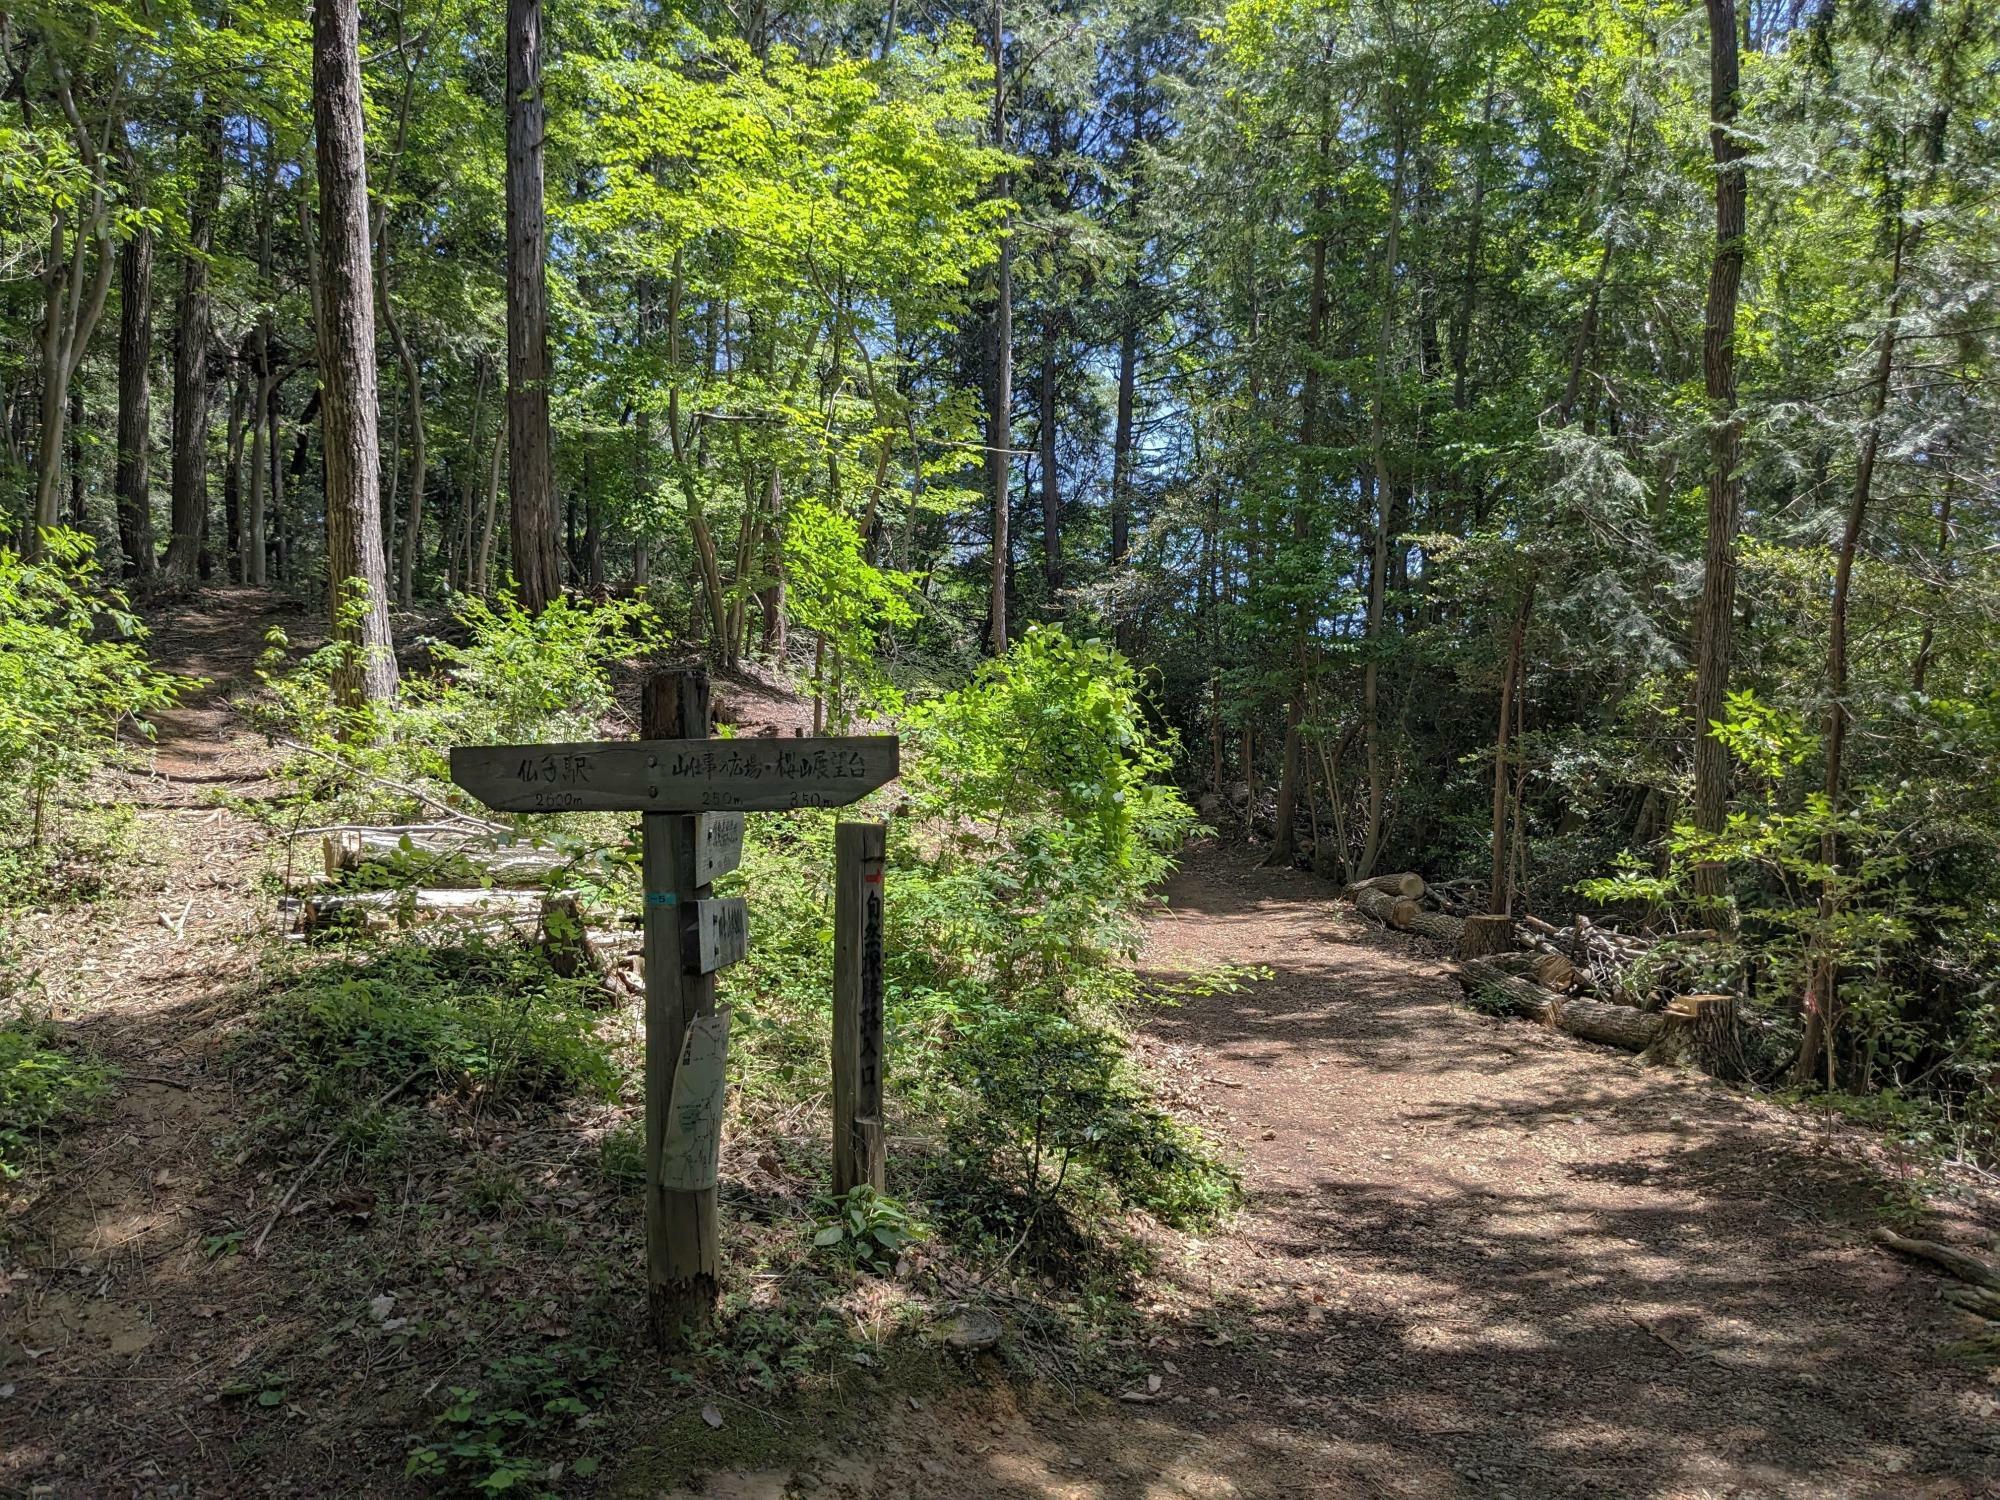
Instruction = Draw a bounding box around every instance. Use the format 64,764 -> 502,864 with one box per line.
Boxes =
312,0 -> 401,704
505,0 -> 563,614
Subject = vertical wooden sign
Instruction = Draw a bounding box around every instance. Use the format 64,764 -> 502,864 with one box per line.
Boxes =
833,820 -> 887,1196
641,669 -> 720,1346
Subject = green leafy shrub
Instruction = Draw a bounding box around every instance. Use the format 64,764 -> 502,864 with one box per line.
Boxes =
0,530 -> 183,902
238,941 -> 618,1162
404,1342 -> 616,1495
722,629 -> 1231,1262
255,589 -> 660,825
0,1016 -> 113,1177
810,1185 -> 924,1270
942,1004 -> 1237,1242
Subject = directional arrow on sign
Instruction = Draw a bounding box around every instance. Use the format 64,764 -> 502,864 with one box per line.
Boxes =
447,735 -> 900,815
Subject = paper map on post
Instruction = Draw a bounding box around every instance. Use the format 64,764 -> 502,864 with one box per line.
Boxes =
660,1010 -> 731,1190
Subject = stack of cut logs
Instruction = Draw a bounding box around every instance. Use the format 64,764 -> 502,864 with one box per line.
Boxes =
1344,872 -> 1740,1075
283,824 -> 642,999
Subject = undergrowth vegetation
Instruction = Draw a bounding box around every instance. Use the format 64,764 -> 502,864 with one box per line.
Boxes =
0,1016 -> 113,1182
0,530 -> 182,915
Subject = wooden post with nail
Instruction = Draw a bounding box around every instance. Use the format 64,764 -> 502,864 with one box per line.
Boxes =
642,668 -> 719,1344
833,819 -> 887,1196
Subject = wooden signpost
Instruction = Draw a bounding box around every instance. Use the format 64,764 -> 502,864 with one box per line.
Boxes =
447,667 -> 899,1348
832,821 -> 887,1196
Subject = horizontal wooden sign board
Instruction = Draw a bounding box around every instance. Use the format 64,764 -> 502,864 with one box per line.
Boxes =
682,897 -> 748,974
448,736 -> 900,814
695,812 -> 744,885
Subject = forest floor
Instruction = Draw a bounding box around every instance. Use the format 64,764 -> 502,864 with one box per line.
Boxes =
2,588 -> 1999,1498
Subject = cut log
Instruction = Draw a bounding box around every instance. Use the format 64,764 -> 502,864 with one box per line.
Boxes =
1459,913 -> 1515,960
1458,958 -> 1664,1051
301,887 -> 547,934
1402,909 -> 1466,944
1352,887 -> 1466,944
1343,872 -> 1426,900
1874,1227 -> 2000,1294
1532,952 -> 1578,991
322,828 -> 570,887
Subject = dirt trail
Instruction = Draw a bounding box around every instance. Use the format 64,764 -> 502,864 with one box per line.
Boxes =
1050,851 -> 2000,1499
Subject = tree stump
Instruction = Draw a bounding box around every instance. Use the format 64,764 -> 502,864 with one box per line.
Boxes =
539,891 -> 597,978
1665,993 -> 1740,1078
1459,913 -> 1514,960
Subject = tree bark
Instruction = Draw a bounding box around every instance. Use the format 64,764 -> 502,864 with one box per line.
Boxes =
1459,959 -> 1664,1050
505,0 -> 564,614
67,384 -> 85,528
984,0 -> 1011,655
223,352 -> 247,580
1357,110 -> 1408,882
313,0 -> 401,705
165,108 -> 223,579
28,62 -> 117,551
1798,219 -> 1909,1084
1039,310 -> 1061,599
455,351 -> 490,591
1110,319 -> 1136,576
1488,581 -> 1534,913
1266,135 -> 1332,870
1689,0 -> 1748,913
477,408 -> 506,598
114,228 -> 156,577
385,293 -> 425,605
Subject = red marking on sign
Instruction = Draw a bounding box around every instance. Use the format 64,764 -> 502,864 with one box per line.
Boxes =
863,873 -> 883,885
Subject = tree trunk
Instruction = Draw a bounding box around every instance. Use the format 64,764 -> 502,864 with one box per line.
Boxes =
505,0 -> 563,614
1689,0 -> 1748,913
1039,311 -> 1060,600
223,353 -> 247,580
1910,483 -> 1952,693
28,70 -> 117,550
165,108 -> 223,579
1357,112 -> 1407,882
477,408 -> 506,597
269,389 -> 287,581
756,468 -> 786,654
456,351 -> 490,591
1110,316 -> 1136,635
1798,223 -> 1908,1085
114,228 -> 156,577
984,0 -> 1011,655
1488,581 -> 1534,913
1266,144 -> 1332,870
385,297 -> 425,606
313,0 -> 401,705
248,350 -> 269,586
1449,78 -> 1497,412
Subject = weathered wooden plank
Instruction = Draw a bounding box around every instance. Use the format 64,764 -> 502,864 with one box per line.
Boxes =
448,735 -> 900,814
694,812 -> 744,884
833,821 -> 887,1197
640,672 -> 720,1348
681,897 -> 747,974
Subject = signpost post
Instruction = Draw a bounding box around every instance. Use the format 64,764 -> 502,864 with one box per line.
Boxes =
446,667 -> 899,1349
832,821 -> 888,1196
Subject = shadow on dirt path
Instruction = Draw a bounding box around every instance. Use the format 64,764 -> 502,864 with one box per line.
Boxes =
1043,847 -> 2000,1500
